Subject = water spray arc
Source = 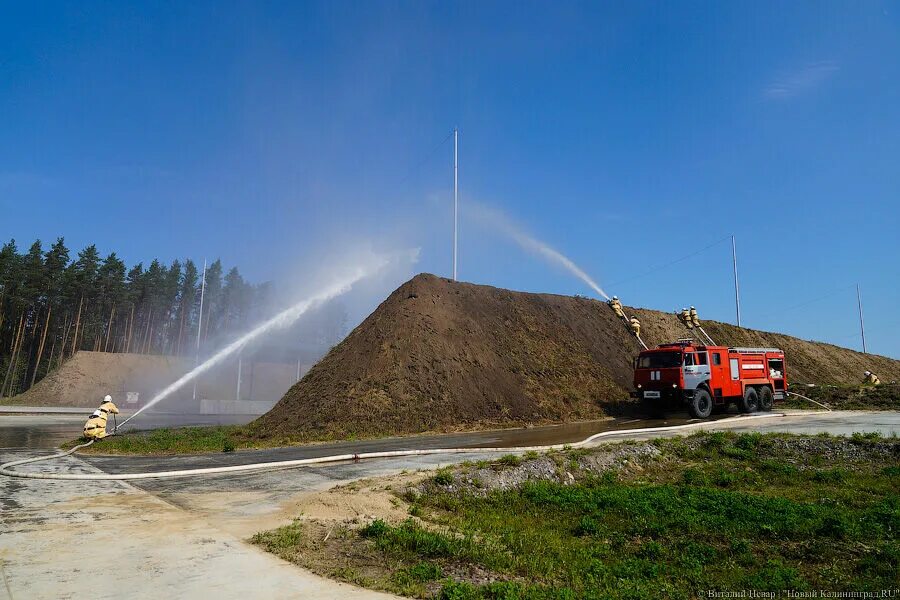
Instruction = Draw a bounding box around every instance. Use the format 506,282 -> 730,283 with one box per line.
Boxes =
471,205 -> 611,301
118,265 -> 380,429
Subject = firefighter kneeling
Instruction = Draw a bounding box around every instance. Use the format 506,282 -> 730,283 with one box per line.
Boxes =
83,395 -> 119,440
629,316 -> 641,338
689,306 -> 701,327
863,371 -> 881,386
678,308 -> 694,329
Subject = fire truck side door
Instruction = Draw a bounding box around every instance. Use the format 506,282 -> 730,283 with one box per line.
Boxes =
708,351 -> 728,399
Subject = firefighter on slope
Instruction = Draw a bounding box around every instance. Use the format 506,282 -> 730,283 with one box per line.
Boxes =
863,371 -> 882,386
629,316 -> 641,338
689,306 -> 701,328
83,395 -> 119,440
679,308 -> 694,329
608,296 -> 626,319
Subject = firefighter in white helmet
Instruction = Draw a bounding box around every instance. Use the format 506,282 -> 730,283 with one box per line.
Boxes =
679,308 -> 694,329
629,316 -> 641,338
689,306 -> 701,327
83,395 -> 119,440
863,371 -> 881,386
608,296 -> 626,319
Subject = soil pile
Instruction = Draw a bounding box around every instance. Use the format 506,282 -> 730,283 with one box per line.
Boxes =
255,274 -> 900,439
7,351 -> 297,408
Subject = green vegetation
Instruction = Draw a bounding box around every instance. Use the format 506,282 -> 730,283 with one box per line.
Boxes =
69,426 -> 249,454
785,382 -> 900,410
68,422 -> 373,454
255,432 -> 900,599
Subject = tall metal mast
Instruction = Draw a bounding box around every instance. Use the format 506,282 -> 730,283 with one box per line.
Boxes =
857,284 -> 867,353
732,235 -> 742,327
453,128 -> 458,281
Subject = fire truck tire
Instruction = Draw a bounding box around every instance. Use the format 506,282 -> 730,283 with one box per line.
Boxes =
759,386 -> 774,412
688,389 -> 713,419
739,387 -> 760,413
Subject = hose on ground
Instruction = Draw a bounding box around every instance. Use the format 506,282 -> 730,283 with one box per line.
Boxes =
786,391 -> 832,411
0,413 -> 784,481
1,439 -> 95,474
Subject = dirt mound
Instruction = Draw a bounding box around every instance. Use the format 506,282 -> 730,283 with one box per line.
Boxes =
254,274 -> 900,440
7,351 -> 298,409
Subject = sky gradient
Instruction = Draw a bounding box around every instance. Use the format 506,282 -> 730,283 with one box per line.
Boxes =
2,2 -> 898,358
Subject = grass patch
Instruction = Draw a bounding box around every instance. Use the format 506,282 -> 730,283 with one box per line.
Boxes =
64,421 -> 383,454
252,432 -> 900,598
784,382 -> 900,411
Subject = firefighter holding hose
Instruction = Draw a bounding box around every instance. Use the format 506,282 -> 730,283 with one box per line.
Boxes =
629,316 -> 641,338
83,395 -> 119,440
689,306 -> 701,327
608,296 -> 626,319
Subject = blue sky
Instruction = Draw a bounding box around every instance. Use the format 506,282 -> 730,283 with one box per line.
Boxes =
2,2 -> 898,358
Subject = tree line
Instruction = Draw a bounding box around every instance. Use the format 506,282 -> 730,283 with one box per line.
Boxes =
0,238 -> 270,398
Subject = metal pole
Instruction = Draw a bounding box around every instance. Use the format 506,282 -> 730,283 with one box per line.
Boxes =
856,284 -> 867,353
731,235 -> 741,327
192,259 -> 207,401
236,355 -> 242,401
453,128 -> 458,281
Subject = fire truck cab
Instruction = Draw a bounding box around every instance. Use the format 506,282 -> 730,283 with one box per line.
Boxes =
633,340 -> 787,419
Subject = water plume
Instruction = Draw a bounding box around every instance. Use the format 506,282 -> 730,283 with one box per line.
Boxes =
118,250 -> 412,427
469,203 -> 611,300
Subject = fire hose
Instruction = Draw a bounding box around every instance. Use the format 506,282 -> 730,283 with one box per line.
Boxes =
0,413 -> 785,481
786,391 -> 832,411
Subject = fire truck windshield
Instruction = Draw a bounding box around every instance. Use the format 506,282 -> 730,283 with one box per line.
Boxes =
637,352 -> 682,369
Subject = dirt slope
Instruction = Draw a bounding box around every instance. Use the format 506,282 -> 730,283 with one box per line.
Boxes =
6,351 -> 298,408
255,274 -> 900,440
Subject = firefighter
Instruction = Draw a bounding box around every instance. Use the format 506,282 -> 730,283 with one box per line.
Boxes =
689,306 -> 701,327
83,395 -> 119,440
629,316 -> 641,338
608,296 -> 626,319
863,371 -> 881,386
680,308 -> 694,329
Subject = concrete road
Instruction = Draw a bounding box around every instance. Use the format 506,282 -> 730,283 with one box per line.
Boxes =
1,410 -> 897,600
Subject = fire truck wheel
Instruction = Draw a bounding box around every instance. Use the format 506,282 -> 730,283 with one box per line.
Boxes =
688,389 -> 713,419
759,386 -> 774,412
739,387 -> 760,413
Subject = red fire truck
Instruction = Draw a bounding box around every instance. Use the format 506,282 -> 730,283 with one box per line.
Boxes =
633,341 -> 787,418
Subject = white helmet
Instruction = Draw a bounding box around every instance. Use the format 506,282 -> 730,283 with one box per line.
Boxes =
682,307 -> 687,311
612,296 -> 618,300
864,371 -> 871,376
103,394 -> 112,403
690,305 -> 695,309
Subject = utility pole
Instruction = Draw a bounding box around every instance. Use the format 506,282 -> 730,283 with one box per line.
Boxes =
453,128 -> 458,281
857,284 -> 867,353
192,259 -> 207,401
236,354 -> 242,401
731,235 -> 742,327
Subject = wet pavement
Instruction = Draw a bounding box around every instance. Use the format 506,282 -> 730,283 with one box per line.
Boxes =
0,412 -> 258,449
